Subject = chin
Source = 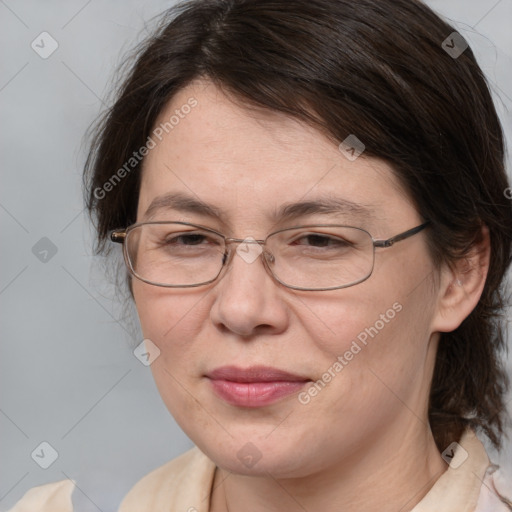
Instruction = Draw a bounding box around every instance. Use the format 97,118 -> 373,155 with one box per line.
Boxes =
195,433 -> 312,477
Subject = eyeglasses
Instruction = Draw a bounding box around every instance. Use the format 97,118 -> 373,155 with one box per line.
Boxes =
110,220 -> 430,291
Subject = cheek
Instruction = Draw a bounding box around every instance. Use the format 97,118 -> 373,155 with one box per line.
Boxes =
298,278 -> 434,410
294,307 -> 419,452
133,285 -> 212,423
132,283 -> 215,409
298,287 -> 404,361
133,283 -> 206,343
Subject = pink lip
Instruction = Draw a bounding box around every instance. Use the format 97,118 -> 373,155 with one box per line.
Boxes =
206,366 -> 311,407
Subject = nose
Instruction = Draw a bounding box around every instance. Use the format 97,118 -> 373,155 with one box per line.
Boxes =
209,239 -> 289,337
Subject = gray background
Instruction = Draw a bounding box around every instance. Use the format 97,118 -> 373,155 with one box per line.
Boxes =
1,1 -> 511,511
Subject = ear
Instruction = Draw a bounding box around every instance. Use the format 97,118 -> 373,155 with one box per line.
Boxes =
430,224 -> 490,333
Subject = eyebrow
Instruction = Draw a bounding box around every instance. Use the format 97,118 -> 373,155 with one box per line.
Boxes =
142,191 -> 376,225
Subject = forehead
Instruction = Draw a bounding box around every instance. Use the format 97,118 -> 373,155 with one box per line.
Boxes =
137,80 -> 414,232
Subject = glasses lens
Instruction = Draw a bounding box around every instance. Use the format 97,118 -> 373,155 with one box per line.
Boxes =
125,223 -> 225,286
266,226 -> 374,290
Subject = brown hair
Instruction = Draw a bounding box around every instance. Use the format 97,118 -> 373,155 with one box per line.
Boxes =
83,0 -> 512,451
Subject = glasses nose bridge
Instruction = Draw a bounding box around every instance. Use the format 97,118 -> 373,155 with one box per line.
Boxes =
222,236 -> 274,267
224,237 -> 268,257
224,236 -> 266,244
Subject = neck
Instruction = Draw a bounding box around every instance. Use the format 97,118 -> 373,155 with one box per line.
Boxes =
211,423 -> 446,512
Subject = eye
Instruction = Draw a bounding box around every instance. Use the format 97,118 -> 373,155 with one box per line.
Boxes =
164,232 -> 211,245
157,230 -> 225,251
291,233 -> 351,248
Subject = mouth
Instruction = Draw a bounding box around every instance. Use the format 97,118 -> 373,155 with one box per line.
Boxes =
205,365 -> 312,408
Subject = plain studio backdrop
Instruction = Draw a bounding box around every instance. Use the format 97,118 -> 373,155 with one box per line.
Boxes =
0,1 -> 511,510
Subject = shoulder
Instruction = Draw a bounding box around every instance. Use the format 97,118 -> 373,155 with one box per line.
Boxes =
475,464 -> 512,511
6,446 -> 216,512
6,479 -> 75,512
411,429 -> 512,511
118,445 -> 217,512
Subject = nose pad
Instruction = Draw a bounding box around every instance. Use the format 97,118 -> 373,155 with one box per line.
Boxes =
264,250 -> 275,265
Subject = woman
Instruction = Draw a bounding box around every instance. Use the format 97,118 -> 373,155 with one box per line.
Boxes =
9,0 -> 512,510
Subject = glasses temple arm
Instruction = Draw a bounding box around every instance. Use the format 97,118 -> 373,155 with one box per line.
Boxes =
373,221 -> 430,248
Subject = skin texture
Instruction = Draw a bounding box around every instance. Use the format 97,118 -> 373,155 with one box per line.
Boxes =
132,79 -> 490,512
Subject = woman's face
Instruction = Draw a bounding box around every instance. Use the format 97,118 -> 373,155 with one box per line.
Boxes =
133,79 -> 442,477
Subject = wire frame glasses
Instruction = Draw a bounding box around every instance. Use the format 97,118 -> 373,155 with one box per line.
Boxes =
110,220 -> 430,291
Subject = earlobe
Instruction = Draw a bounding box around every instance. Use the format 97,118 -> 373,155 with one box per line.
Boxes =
431,225 -> 490,334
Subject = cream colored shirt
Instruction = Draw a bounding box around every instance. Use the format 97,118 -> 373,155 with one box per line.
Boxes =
8,429 -> 512,511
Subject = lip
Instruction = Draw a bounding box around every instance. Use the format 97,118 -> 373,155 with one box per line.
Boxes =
206,365 -> 311,407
